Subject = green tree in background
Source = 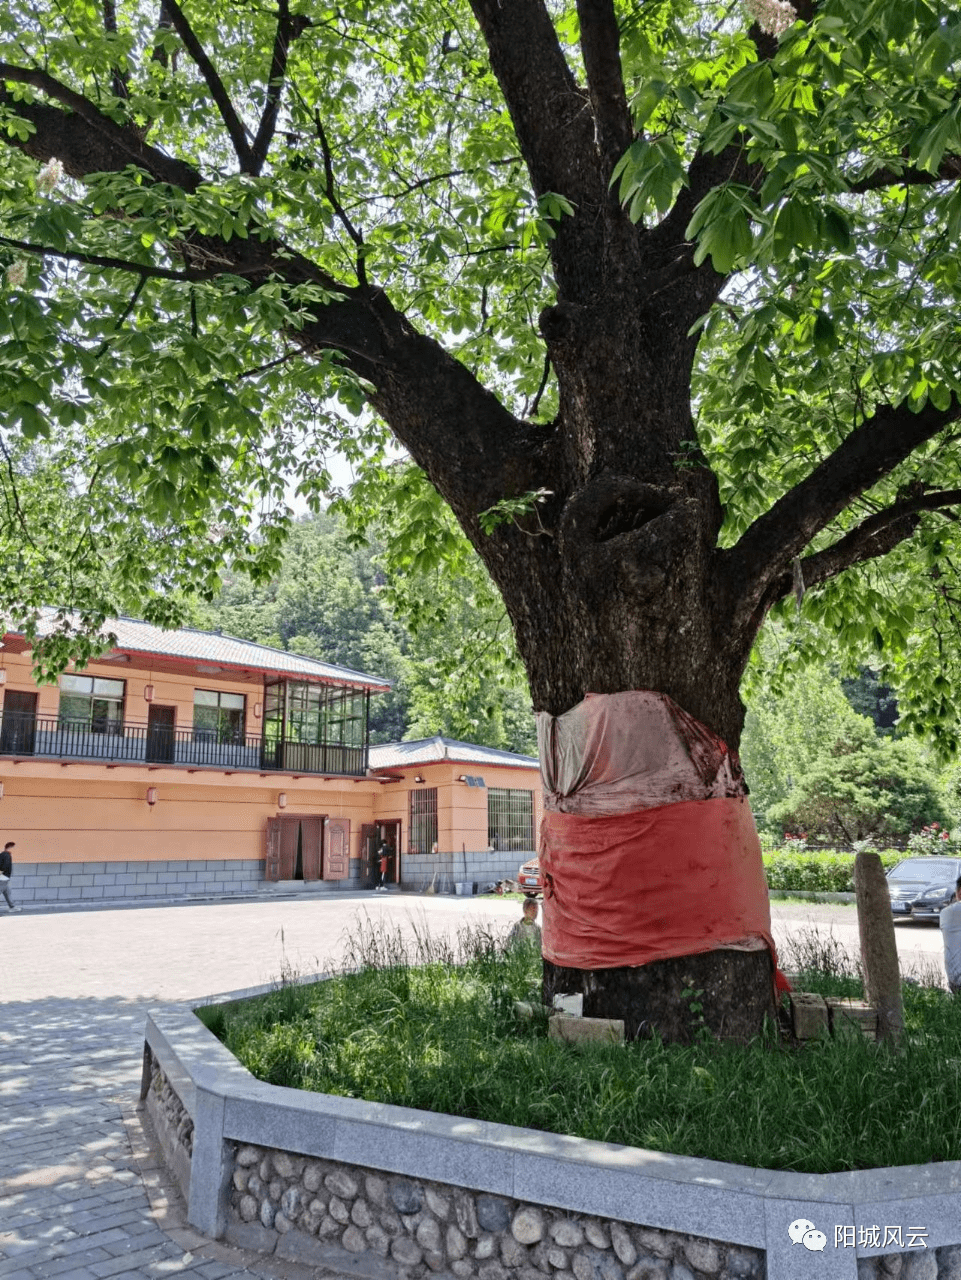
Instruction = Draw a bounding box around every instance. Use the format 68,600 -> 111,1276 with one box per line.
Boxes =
767,724 -> 948,843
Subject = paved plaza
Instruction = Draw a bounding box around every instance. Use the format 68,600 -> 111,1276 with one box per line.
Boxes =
0,892 -> 949,1278
0,893 -> 522,1280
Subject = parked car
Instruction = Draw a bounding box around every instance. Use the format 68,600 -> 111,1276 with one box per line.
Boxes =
517,857 -> 542,897
887,856 -> 961,921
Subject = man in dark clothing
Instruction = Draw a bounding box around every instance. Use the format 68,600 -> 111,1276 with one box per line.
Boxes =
0,840 -> 16,910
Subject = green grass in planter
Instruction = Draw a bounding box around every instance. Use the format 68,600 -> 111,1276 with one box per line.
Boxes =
196,920 -> 961,1174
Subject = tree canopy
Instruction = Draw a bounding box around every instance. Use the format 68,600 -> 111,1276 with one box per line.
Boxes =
1,0 -> 960,743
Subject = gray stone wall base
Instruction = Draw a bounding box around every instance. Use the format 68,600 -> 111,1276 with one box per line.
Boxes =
13,858 -> 367,905
401,850 -> 533,892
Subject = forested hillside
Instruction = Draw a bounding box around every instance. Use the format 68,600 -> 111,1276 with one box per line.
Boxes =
196,510 -> 537,754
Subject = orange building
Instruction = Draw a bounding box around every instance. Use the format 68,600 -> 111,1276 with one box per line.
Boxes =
0,616 -> 541,906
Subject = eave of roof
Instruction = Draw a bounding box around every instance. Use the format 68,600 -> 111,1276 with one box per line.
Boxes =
6,611 -> 392,691
368,735 -> 539,770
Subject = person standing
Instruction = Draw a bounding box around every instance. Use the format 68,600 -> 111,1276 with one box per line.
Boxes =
0,840 -> 17,911
506,898 -> 541,952
376,841 -> 389,890
940,877 -> 961,993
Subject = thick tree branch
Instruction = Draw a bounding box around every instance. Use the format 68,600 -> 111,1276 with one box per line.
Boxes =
466,0 -> 599,211
0,72 -> 545,523
160,0 -> 255,172
764,488 -> 961,605
848,154 -> 961,193
102,0 -> 130,102
724,399 -> 961,623
250,0 -> 309,174
0,67 -> 201,190
575,0 -> 632,175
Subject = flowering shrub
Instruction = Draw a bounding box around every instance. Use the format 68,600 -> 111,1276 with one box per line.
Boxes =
907,824 -> 959,856
782,832 -> 808,853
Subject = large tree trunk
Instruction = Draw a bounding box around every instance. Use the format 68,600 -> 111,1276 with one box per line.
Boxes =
543,952 -> 776,1045
460,389 -> 776,1043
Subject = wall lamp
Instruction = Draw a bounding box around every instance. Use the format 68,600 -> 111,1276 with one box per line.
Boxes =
0,669 -> 7,685
146,787 -> 158,806
413,775 -> 425,784
278,792 -> 288,809
0,780 -> 6,800
457,774 -> 486,788
254,702 -> 263,719
144,684 -> 155,702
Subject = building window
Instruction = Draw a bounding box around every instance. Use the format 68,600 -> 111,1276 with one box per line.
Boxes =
409,787 -> 438,855
194,689 -> 245,743
263,681 -> 368,748
488,788 -> 534,851
58,675 -> 125,735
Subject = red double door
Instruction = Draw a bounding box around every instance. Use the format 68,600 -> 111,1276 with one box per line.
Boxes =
265,816 -> 350,882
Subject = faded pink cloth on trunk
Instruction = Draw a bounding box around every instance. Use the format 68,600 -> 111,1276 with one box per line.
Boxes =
535,691 -> 775,971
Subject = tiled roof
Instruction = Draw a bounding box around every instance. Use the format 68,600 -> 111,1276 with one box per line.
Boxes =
368,736 -> 539,770
26,611 -> 391,690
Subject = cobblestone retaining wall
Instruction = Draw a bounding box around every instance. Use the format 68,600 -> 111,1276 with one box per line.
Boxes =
144,1003 -> 961,1280
856,1252 -> 961,1279
225,1142 -> 763,1280
144,1057 -> 193,1200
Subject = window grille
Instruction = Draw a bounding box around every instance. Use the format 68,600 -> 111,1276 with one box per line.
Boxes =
409,787 -> 438,854
487,788 -> 534,851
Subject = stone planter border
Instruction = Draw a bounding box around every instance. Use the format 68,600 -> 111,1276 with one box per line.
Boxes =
143,980 -> 961,1280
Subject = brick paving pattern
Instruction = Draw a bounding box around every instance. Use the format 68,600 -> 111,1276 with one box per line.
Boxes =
0,893 -> 523,1280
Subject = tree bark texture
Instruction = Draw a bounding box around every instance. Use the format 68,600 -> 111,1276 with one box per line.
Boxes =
543,951 -> 776,1045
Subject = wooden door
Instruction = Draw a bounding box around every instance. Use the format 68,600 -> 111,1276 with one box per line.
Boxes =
301,818 -> 322,881
146,705 -> 175,763
279,817 -> 300,880
265,817 -> 282,881
1,690 -> 37,755
360,823 -> 377,887
325,817 -> 350,880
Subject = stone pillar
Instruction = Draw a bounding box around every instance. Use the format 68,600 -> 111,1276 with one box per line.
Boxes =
853,851 -> 903,1045
188,1072 -> 233,1239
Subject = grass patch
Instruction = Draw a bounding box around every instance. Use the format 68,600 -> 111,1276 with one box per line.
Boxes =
196,915 -> 961,1174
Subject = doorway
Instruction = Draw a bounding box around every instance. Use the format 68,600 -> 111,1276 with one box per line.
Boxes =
362,819 -> 401,887
146,705 -> 176,764
265,815 -> 326,881
0,690 -> 37,755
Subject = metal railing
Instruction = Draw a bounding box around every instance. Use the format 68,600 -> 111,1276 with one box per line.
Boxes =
0,712 -> 368,776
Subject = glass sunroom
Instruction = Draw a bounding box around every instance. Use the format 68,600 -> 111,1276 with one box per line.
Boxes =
261,678 -> 370,776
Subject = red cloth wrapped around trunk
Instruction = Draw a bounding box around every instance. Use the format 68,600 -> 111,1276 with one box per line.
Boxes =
536,691 -> 778,976
540,796 -> 775,969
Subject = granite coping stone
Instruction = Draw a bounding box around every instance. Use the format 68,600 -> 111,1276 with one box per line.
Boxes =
145,991 -> 961,1280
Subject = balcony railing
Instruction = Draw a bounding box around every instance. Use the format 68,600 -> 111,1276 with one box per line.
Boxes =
0,712 -> 368,777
